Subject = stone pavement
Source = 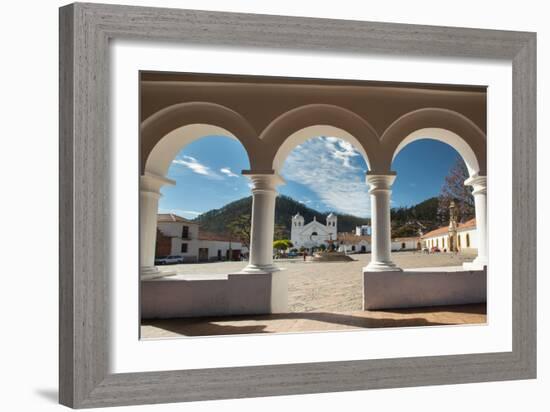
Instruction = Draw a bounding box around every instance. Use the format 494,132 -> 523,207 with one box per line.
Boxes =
142,252 -> 485,337
141,304 -> 486,337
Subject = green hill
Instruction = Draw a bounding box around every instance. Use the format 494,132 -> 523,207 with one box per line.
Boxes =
390,197 -> 441,237
194,195 -> 371,239
194,194 -> 442,239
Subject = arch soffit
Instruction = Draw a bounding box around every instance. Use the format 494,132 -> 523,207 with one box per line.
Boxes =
259,104 -> 382,172
380,108 -> 487,176
141,102 -> 259,175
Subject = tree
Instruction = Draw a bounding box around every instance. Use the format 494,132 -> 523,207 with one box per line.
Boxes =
273,239 -> 293,252
273,223 -> 288,240
227,214 -> 251,249
437,156 -> 475,224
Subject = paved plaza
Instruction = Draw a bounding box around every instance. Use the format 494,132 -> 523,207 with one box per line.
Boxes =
143,251 -> 486,338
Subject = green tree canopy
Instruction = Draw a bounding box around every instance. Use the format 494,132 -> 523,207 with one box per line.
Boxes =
273,239 -> 293,251
227,214 -> 251,249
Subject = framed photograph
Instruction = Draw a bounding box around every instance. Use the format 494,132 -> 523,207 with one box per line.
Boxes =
59,2 -> 536,408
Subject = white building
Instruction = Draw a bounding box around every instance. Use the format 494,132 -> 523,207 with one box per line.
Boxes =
355,225 -> 372,236
338,232 -> 371,253
338,233 -> 420,253
391,237 -> 421,251
291,212 -> 337,250
156,214 -> 245,262
421,218 -> 477,253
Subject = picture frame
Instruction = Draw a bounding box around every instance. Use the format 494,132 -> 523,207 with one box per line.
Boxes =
59,2 -> 536,408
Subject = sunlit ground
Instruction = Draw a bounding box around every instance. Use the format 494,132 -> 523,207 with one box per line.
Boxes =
142,252 -> 486,337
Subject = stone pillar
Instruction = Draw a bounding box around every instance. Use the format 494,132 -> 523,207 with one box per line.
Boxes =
242,174 -> 285,273
364,173 -> 401,272
241,173 -> 287,313
464,174 -> 488,269
140,173 -> 175,279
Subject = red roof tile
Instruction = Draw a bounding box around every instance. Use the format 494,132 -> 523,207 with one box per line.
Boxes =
198,231 -> 241,243
422,218 -> 476,239
157,213 -> 196,224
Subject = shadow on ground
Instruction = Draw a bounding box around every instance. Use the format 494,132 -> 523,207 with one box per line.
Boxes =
380,303 -> 487,315
141,304 -> 487,337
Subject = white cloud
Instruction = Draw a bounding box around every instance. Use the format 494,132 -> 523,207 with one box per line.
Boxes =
172,155 -> 222,179
220,167 -> 239,178
281,137 -> 370,217
322,137 -> 361,169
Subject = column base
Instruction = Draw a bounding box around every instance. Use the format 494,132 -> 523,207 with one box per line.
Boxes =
463,257 -> 488,271
240,263 -> 281,274
140,266 -> 176,280
364,261 -> 402,272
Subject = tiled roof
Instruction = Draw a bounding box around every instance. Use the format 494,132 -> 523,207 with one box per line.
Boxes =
157,213 -> 196,224
421,218 -> 476,239
198,231 -> 241,243
337,232 -> 371,244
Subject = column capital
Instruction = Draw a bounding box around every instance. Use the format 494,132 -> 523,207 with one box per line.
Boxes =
464,174 -> 487,195
366,172 -> 397,192
244,173 -> 285,193
140,172 -> 175,194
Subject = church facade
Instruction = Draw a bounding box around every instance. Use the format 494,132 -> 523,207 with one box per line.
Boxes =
291,213 -> 337,250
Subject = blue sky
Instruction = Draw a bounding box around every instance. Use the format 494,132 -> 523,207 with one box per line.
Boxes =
158,135 -> 461,219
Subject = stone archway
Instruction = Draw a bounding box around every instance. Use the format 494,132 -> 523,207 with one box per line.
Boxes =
260,104 -> 380,173
139,74 -> 489,316
383,109 -> 488,269
139,102 -> 258,279
141,101 -> 260,175
380,108 -> 487,176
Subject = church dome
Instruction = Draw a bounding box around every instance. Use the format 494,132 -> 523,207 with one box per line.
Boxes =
327,212 -> 336,219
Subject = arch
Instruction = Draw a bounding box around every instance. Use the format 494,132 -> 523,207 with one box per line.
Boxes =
141,102 -> 260,176
259,104 -> 382,172
381,108 -> 486,176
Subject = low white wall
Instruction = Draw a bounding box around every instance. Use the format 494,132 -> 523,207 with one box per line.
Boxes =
363,267 -> 486,310
141,272 -> 287,319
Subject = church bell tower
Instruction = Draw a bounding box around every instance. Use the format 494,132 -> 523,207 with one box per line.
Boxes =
291,213 -> 304,247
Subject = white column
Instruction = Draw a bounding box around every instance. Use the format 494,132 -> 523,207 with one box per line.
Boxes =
140,173 -> 175,279
241,173 -> 287,313
364,173 -> 401,272
242,174 -> 285,273
464,174 -> 488,270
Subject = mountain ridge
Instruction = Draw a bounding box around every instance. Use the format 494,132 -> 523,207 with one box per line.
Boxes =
194,195 -> 371,238
193,194 -> 442,239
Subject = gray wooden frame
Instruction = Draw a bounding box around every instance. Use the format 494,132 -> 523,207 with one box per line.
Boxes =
59,2 -> 536,408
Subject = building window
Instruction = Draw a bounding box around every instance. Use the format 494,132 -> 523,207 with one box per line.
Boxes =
182,225 -> 189,239
401,242 -> 406,249
181,243 -> 188,253
458,235 -> 462,247
466,233 -> 470,247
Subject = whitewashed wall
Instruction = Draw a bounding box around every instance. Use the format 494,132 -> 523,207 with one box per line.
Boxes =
391,239 -> 419,251
423,228 -> 477,252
